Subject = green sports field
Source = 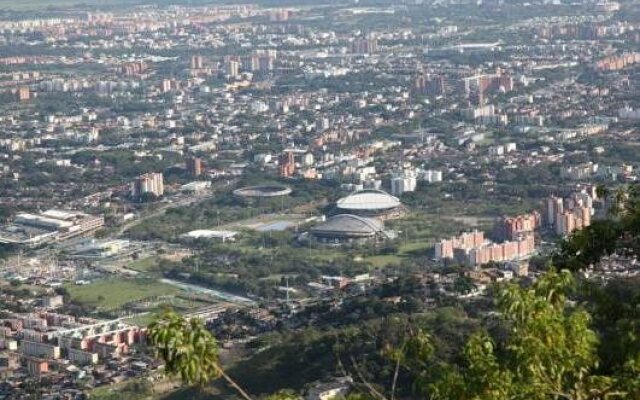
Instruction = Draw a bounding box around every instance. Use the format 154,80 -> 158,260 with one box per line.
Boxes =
64,277 -> 180,310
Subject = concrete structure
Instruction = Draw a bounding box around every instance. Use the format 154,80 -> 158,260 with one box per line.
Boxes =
545,192 -> 594,236
279,150 -> 295,177
42,295 -> 64,309
0,209 -> 104,246
336,189 -> 401,217
131,172 -> 164,200
351,37 -> 378,54
180,181 -> 211,194
26,359 -> 48,376
17,86 -> 30,101
67,348 -> 99,365
181,230 -> 238,242
462,234 -> 535,266
186,156 -> 203,177
309,214 -> 389,243
390,170 -> 417,196
496,212 -> 540,241
422,170 -> 443,183
190,54 -> 204,70
226,59 -> 240,78
436,229 -> 534,266
22,341 -> 60,359
435,230 -> 485,260
233,184 -> 292,198
69,239 -> 131,260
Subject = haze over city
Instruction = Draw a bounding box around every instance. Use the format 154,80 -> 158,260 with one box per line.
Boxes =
0,0 -> 639,399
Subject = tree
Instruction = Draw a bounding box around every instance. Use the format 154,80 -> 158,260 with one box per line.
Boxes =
358,270 -> 635,400
147,310 -> 253,399
431,269 -> 615,400
553,220 -> 622,272
264,389 -> 302,400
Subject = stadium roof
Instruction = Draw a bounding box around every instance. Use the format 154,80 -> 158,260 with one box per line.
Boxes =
182,230 -> 238,240
336,189 -> 401,211
311,214 -> 384,238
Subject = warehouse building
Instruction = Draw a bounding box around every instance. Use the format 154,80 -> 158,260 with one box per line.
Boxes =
0,209 -> 104,247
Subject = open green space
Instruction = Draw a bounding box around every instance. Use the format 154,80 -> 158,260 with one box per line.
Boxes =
365,254 -> 404,268
122,313 -> 157,328
64,277 -> 180,310
127,256 -> 159,272
363,240 -> 432,267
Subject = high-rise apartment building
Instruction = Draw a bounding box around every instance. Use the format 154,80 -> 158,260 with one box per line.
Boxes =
496,212 -> 540,241
390,170 -> 417,196
545,192 -> 594,236
131,173 -> 164,200
186,157 -> 203,177
190,55 -> 203,69
435,229 -> 534,266
17,86 -> 30,101
226,59 -> 240,78
351,38 -> 378,54
161,79 -> 172,93
279,151 -> 295,178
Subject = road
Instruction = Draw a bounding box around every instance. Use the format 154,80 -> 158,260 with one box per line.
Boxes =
113,179 -> 237,237
160,278 -> 257,306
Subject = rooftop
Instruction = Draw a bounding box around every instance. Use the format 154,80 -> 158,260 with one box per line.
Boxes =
336,189 -> 401,211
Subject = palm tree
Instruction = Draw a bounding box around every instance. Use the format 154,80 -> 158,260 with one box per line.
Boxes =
147,310 -> 253,400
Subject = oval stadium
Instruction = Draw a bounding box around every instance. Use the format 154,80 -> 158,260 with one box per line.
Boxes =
233,184 -> 292,198
309,214 -> 391,244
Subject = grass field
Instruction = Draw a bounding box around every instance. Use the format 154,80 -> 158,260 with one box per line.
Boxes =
363,241 -> 432,267
365,254 -> 404,267
64,277 -> 180,310
127,256 -> 159,272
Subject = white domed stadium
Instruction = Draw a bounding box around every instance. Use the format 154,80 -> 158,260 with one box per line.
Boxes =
336,189 -> 403,218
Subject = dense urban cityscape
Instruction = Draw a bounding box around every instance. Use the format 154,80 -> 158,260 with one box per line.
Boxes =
0,0 -> 639,398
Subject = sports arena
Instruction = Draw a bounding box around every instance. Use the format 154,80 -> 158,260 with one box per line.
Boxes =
233,184 -> 292,198
335,189 -> 403,219
309,214 -> 392,244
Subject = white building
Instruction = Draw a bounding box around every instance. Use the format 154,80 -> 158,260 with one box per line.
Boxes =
390,170 -> 417,196
422,170 -> 443,183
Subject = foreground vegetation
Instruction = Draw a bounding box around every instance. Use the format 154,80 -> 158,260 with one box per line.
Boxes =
147,270 -> 640,399
143,186 -> 640,399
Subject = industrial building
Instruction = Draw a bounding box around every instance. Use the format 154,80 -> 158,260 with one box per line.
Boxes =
180,181 -> 211,194
0,209 -> 104,247
68,239 -> 132,260
181,229 -> 238,242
